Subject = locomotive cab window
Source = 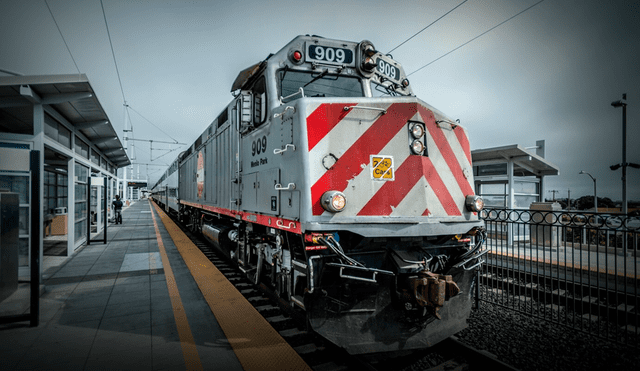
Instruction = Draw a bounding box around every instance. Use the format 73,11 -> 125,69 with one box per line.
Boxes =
279,69 -> 363,102
252,76 -> 267,126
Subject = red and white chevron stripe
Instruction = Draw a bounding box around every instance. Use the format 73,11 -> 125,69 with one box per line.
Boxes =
306,101 -> 475,218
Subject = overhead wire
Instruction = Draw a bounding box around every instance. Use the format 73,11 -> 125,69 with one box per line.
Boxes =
128,106 -> 181,144
408,0 -> 546,77
99,0 -> 126,104
99,0 -> 180,170
387,0 -> 469,55
44,0 -> 81,75
99,0 -> 140,168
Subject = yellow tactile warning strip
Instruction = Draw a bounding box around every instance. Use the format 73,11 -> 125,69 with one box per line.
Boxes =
149,203 -> 204,371
150,201 -> 312,371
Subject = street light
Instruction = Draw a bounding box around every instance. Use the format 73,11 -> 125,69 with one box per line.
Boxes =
579,171 -> 597,214
611,94 -> 628,215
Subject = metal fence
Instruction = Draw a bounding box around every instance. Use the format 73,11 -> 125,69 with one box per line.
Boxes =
478,208 -> 640,348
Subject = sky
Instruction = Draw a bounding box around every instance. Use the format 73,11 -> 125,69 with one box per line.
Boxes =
1,0 -> 639,201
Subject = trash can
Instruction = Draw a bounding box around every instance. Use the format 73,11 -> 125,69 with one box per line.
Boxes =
0,192 -> 19,303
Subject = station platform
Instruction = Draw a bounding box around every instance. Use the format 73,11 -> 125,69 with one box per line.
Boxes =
0,200 -> 310,371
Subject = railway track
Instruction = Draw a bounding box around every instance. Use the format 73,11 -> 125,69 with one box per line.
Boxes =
166,208 -> 517,370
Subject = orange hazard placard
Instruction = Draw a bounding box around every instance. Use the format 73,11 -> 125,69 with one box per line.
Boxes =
371,155 -> 394,180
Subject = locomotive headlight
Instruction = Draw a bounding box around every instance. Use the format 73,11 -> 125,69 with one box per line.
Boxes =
321,191 -> 347,213
465,195 -> 484,212
363,43 -> 376,57
411,139 -> 425,155
363,56 -> 377,72
359,41 -> 378,74
410,123 -> 425,139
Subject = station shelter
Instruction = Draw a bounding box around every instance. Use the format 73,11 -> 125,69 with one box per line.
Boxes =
0,74 -> 130,280
472,141 -> 559,209
471,141 -> 560,245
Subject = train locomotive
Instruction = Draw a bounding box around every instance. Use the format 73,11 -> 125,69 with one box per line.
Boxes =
151,35 -> 487,354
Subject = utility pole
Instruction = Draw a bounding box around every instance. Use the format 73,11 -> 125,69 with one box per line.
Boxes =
548,190 -> 559,202
610,94 -> 640,256
611,94 -> 628,215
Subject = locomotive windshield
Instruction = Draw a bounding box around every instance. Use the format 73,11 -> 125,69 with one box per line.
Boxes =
279,69 -> 363,102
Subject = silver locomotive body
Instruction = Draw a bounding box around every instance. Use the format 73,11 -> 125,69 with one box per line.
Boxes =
152,35 -> 486,354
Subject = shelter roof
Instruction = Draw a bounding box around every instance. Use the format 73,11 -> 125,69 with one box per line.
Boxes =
471,144 -> 559,177
0,73 -> 130,167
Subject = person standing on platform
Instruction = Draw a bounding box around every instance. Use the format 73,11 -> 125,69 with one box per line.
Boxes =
112,195 -> 123,224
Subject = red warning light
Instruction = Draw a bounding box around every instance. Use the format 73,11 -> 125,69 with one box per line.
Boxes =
292,50 -> 302,62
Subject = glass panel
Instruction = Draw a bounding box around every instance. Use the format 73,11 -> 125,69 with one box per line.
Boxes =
476,163 -> 507,176
57,174 -> 67,185
91,187 -> 97,207
480,183 -> 505,195
75,136 -> 82,156
19,238 -> 29,266
75,138 -> 89,158
58,125 -> 71,148
19,207 -> 28,235
44,118 -> 57,139
515,195 -> 539,209
75,164 -> 88,182
75,201 -> 87,220
0,175 -> 29,204
514,181 -> 539,194
91,149 -> 100,165
280,70 -> 363,102
75,184 -> 87,201
483,195 -> 506,208
75,219 -> 86,243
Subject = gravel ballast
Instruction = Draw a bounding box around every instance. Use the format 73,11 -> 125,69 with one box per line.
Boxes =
455,301 -> 639,371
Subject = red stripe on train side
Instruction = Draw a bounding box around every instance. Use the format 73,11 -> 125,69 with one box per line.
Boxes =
178,200 -> 301,233
357,156 -> 461,216
310,103 -> 418,215
453,126 -> 472,165
418,105 -> 474,196
306,103 -> 354,151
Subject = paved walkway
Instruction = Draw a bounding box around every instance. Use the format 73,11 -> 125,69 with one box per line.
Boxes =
0,200 -> 243,370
